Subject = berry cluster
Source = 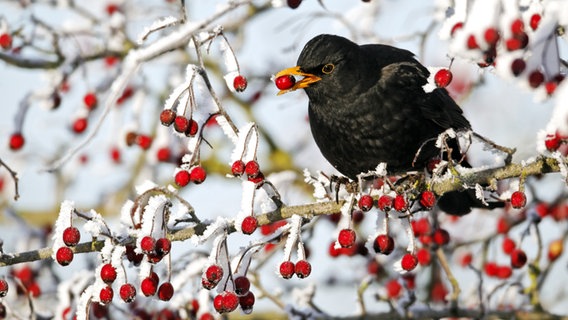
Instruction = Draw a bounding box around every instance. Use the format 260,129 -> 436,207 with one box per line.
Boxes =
174,165 -> 207,187
231,159 -> 265,186
160,109 -> 200,137
279,259 -> 312,279
56,226 -> 81,266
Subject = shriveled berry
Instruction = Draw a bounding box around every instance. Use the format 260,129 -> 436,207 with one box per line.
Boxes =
510,191 -> 527,209
141,277 -> 158,296
419,191 -> 436,209
510,249 -> 527,268
160,109 -> 176,126
158,282 -> 174,301
279,261 -> 295,279
234,276 -> 251,296
338,229 -> 356,248
393,194 -> 407,212
241,216 -> 258,235
275,75 -> 296,90
374,234 -> 394,255
174,116 -> 189,133
119,283 -> 136,303
358,194 -> 374,211
125,132 -> 137,146
190,166 -> 206,184
511,59 -> 526,76
233,75 -> 248,92
548,239 -> 563,262
245,160 -> 260,178
99,286 -> 113,304
175,169 -> 191,187
295,259 -> 312,278
56,247 -> 74,266
9,132 -> 25,150
231,160 -> 246,176
401,253 -> 418,271
140,236 -> 155,254
434,69 -> 453,88
100,264 -> 117,284
63,227 -> 81,246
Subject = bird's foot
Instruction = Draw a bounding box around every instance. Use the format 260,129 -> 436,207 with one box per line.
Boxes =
330,175 -> 357,203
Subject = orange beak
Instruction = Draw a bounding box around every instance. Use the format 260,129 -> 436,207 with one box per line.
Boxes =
275,66 -> 321,95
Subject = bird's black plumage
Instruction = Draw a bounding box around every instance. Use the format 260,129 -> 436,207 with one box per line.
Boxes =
277,34 -> 496,215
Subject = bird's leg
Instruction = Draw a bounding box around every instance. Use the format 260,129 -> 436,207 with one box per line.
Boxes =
330,175 -> 353,203
471,131 -> 516,164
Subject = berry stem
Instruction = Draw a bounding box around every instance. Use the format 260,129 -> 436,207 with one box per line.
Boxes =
435,248 -> 461,303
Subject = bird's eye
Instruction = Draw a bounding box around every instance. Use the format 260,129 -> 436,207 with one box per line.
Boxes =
322,63 -> 334,74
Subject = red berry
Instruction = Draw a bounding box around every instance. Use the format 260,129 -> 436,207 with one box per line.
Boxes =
393,194 -> 407,212
412,218 -> 431,236
460,252 -> 473,267
374,234 -> 394,255
496,216 -> 511,234
140,236 -> 155,254
401,253 -> 418,271
100,264 -> 117,284
287,0 -> 302,9
155,237 -> 171,256
483,27 -> 500,46
275,75 -> 296,90
295,259 -> 312,279
72,117 -> 88,134
106,3 -> 119,15
99,286 -> 114,304
528,70 -> 545,88
213,293 -> 224,312
205,264 -> 224,283
141,276 -> 158,296
62,227 -> 81,246
466,34 -> 479,49
510,191 -> 527,209
190,166 -> 207,184
136,134 -> 152,150
385,279 -> 402,298
510,249 -> 527,268
545,81 -> 558,95
245,160 -> 260,178
233,75 -> 248,92
110,146 -> 121,163
505,38 -> 522,51
450,22 -> 463,36
27,282 -> 41,297
511,18 -> 524,35
548,239 -> 563,261
338,229 -> 356,248
234,276 -> 250,296
156,147 -> 170,162
502,237 -> 516,255
416,248 -> 431,266
175,169 -> 190,187
358,194 -> 374,211
83,92 -> 98,110
119,283 -> 136,303
158,282 -> 174,301
231,160 -> 246,176
174,116 -> 189,133
433,228 -> 450,246
279,261 -> 295,279
530,13 -> 541,31
160,109 -> 176,126
511,59 -> 526,76
241,216 -> 258,235
496,265 -> 513,279
239,291 -> 255,312
544,134 -> 562,151
434,69 -> 453,88
9,132 -> 25,150
0,279 -> 8,297
56,247 -> 74,266
0,33 -> 13,49
222,290 -> 239,312
419,191 -> 436,209
186,119 -> 199,137
377,195 -> 393,211
352,210 -> 364,224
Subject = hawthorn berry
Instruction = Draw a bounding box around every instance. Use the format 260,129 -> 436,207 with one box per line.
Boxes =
510,191 -> 527,209
160,109 -> 176,126
496,265 -> 513,279
100,263 -> 117,284
338,228 -> 356,248
528,70 -> 544,88
385,279 -> 402,299
401,253 -> 418,271
450,22 -> 463,36
279,261 -> 295,279
502,237 -> 516,255
511,59 -> 526,76
0,33 -> 12,49
505,38 -> 522,51
530,13 -> 541,30
110,146 -> 121,163
466,34 -> 479,49
190,166 -> 207,184
201,278 -> 217,290
136,134 -> 152,150
175,169 -> 191,187
545,81 -> 558,95
233,75 -> 248,92
434,69 -> 453,88
56,247 -> 74,266
245,160 -> 260,178
62,227 -> 81,246
158,282 -> 174,301
72,118 -> 88,134
141,277 -> 158,296
205,264 -> 224,283
125,244 -> 144,266
186,119 -> 199,137
412,218 -> 431,236
213,294 -> 224,313
393,194 -> 407,212
140,236 -> 155,254
460,252 -> 473,267
99,286 -> 113,304
544,133 -> 561,151
295,259 -> 312,278
155,237 -> 171,256
231,160 -> 246,176
374,234 -> 394,255
433,228 -> 450,246
156,147 -> 171,162
275,75 -> 296,90
511,18 -> 524,35
377,195 -> 393,210
9,132 -> 25,150
119,283 -> 136,303
496,216 -> 511,234
510,249 -> 527,268
174,116 -> 189,133
234,276 -> 251,296
83,92 -> 98,110
0,279 -> 8,297
241,216 -> 258,235
358,194 -> 374,211
419,191 -> 436,209
416,248 -> 431,266
287,0 -> 302,9
483,27 -> 500,46
239,291 -> 255,312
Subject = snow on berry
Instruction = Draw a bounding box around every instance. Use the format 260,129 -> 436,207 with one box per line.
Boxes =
100,263 -> 117,284
419,191 -> 436,209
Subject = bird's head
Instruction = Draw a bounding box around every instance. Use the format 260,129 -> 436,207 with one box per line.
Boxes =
275,34 -> 362,99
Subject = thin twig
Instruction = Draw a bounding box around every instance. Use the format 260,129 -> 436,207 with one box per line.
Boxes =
0,158 -> 20,201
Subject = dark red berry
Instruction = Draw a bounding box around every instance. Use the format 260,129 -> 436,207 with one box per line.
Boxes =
234,276 -> 250,296
374,234 -> 394,255
63,227 -> 81,246
241,216 -> 258,235
155,238 -> 171,256
287,0 -> 302,9
528,70 -> 545,88
338,229 -> 356,248
358,194 -> 374,211
56,247 -> 74,266
119,283 -> 136,303
510,191 -> 527,209
160,109 -> 176,126
511,59 -> 526,76
433,228 -> 450,246
233,75 -> 247,92
434,69 -> 453,88
279,261 -> 295,279
510,249 -> 527,268
239,291 -> 255,312
295,259 -> 312,278
275,75 -> 296,90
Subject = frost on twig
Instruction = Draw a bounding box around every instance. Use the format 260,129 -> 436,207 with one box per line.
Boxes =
137,16 -> 179,44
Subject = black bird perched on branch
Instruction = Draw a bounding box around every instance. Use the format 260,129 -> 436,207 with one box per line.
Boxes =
276,34 -> 502,215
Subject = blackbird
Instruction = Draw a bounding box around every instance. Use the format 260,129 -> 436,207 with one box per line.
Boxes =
276,34 -> 500,215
